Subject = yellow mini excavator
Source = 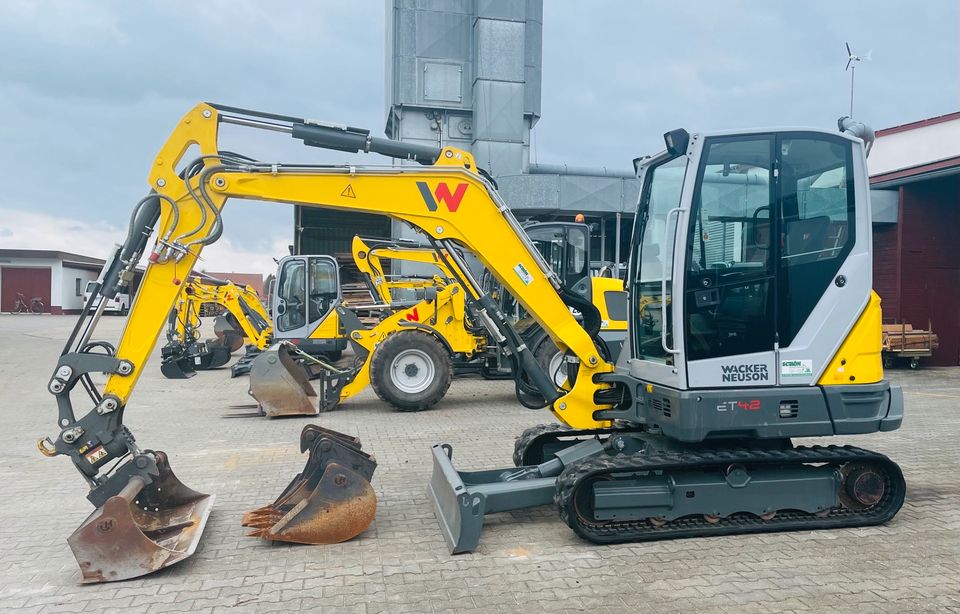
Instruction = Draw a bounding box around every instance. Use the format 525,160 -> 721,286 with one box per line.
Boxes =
40,103 -> 904,583
160,273 -> 272,378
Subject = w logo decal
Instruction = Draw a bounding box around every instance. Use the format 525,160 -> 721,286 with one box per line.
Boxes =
417,181 -> 468,213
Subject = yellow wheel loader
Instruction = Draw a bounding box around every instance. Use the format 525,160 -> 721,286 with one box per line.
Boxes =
246,244 -> 488,417
159,273 -> 272,379
39,103 -> 903,583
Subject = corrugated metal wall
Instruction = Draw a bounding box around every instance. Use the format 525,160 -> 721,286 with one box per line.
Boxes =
297,208 -> 392,259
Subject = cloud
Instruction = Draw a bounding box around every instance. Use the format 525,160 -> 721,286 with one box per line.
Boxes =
0,207 -> 287,275
0,0 -> 956,240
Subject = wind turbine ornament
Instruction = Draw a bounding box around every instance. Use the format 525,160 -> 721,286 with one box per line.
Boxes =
845,42 -> 872,118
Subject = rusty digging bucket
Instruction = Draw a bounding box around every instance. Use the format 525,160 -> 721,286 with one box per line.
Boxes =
242,425 -> 376,544
247,343 -> 319,417
67,451 -> 214,583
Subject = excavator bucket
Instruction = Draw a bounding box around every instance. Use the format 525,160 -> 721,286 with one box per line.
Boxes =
243,425 -> 377,544
213,314 -> 244,352
160,344 -> 196,379
67,451 -> 214,583
247,343 -> 319,417
194,340 -> 233,370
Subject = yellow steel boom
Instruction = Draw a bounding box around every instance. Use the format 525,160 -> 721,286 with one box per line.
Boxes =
102,102 -> 611,429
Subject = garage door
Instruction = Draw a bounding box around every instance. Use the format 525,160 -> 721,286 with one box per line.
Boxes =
1,267 -> 51,312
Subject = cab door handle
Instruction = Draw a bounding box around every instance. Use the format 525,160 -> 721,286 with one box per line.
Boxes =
661,207 -> 682,355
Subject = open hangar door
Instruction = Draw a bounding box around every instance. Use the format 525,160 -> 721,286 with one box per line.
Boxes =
1,267 -> 51,312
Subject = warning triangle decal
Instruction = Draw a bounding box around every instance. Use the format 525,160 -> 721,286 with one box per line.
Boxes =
341,184 -> 356,198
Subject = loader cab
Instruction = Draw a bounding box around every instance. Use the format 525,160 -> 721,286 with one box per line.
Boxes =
629,128 -> 870,392
272,255 -> 346,355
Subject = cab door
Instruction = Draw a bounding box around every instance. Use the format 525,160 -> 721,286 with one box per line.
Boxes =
681,135 -> 778,388
272,255 -> 341,341
627,153 -> 692,389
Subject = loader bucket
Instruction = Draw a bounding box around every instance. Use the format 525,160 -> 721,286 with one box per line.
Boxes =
247,344 -> 319,417
243,426 -> 377,544
67,451 -> 214,583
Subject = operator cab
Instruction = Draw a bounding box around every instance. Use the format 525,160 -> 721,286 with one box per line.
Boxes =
272,255 -> 343,355
629,125 -> 872,397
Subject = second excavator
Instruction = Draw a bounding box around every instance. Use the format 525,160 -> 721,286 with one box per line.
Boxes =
160,273 -> 272,378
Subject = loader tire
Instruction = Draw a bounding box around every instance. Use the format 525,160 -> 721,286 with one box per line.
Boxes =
370,331 -> 452,412
535,338 -> 567,388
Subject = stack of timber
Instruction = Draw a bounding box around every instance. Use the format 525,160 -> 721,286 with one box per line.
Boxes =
882,323 -> 938,352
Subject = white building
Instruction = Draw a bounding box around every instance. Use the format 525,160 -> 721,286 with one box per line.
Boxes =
0,250 -> 108,314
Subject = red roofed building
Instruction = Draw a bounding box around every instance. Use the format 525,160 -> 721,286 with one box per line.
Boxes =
870,112 -> 960,365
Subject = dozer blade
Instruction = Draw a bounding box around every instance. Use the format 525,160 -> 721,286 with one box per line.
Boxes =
427,443 -> 557,554
243,426 -> 377,544
67,451 -> 214,584
247,343 -> 319,417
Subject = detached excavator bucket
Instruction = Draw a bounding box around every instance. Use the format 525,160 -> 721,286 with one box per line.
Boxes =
67,451 -> 214,583
194,340 -> 233,370
243,425 -> 377,544
160,344 -> 196,379
247,343 -> 319,417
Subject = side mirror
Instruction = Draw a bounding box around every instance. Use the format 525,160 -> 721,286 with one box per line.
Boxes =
424,286 -> 438,302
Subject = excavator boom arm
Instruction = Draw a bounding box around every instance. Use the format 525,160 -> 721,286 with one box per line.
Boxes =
45,102 -> 612,499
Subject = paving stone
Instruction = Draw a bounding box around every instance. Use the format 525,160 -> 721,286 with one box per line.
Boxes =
1,315 -> 958,613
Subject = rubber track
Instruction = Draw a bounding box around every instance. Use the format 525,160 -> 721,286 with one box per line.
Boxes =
555,445 -> 905,543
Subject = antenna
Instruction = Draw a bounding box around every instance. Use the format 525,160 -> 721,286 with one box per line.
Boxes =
844,42 -> 871,118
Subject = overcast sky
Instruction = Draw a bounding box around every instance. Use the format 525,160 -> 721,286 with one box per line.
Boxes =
1,1 -> 956,273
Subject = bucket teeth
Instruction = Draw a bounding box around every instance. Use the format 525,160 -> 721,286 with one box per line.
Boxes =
67,451 -> 214,583
243,426 -> 377,545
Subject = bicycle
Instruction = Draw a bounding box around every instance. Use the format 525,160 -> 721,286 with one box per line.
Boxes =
13,291 -> 44,314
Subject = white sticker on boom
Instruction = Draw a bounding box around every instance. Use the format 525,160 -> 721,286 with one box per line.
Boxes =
781,359 -> 813,377
514,263 -> 534,285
